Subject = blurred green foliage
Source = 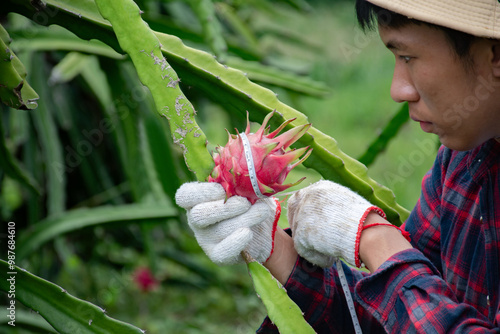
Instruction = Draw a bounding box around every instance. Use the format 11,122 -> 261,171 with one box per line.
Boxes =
0,0 -> 437,333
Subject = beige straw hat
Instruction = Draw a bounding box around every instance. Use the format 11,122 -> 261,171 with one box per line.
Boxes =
367,0 -> 500,39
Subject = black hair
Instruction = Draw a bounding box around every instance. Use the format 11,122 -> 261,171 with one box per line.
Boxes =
355,0 -> 478,65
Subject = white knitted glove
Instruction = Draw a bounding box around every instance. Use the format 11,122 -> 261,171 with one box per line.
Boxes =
288,180 -> 385,268
175,182 -> 280,265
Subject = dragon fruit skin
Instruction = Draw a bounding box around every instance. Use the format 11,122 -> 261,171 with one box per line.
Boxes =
208,111 -> 312,204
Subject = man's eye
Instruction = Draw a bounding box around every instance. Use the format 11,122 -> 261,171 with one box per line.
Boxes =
400,56 -> 412,63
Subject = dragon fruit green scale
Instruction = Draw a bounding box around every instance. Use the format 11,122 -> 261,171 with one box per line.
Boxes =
208,110 -> 312,204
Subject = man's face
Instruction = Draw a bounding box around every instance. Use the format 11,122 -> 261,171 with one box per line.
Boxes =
379,23 -> 500,151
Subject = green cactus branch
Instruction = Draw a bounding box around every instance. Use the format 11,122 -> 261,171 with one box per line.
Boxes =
4,0 -> 409,224
243,253 -> 316,333
94,0 -> 214,180
0,260 -> 145,333
0,23 -> 38,110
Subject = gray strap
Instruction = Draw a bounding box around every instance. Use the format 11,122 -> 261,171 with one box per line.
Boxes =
337,258 -> 363,334
239,133 -> 266,199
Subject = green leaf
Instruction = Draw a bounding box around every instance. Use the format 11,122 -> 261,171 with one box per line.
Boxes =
215,2 -> 261,57
0,260 -> 145,333
0,109 -> 40,195
188,0 -> 228,62
226,56 -> 331,97
77,56 -> 131,205
94,0 -> 214,180
23,123 -> 43,225
138,118 -> 169,203
9,25 -> 125,59
139,107 -> 182,201
29,52 -> 66,216
358,103 -> 410,167
281,0 -> 312,12
101,61 -> 152,201
246,259 -> 316,333
49,51 -> 94,84
17,204 -> 178,261
0,310 -> 57,332
80,55 -> 114,108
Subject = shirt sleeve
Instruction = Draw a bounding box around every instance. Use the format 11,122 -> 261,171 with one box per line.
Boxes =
355,249 -> 498,333
355,146 -> 499,333
257,256 -> 386,333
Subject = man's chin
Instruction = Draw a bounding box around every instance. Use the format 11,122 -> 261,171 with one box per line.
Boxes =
439,135 -> 486,152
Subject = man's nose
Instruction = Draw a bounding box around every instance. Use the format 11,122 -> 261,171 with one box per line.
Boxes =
390,63 -> 419,103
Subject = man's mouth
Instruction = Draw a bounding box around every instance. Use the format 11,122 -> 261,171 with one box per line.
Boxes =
410,114 -> 433,133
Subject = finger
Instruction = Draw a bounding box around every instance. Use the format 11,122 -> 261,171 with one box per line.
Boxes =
287,198 -> 308,231
287,191 -> 323,231
236,199 -> 276,229
189,196 -> 251,228
194,202 -> 273,243
209,227 -> 253,265
287,188 -> 308,225
175,182 -> 226,209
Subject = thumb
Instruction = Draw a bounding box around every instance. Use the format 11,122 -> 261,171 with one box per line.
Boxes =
175,182 -> 226,209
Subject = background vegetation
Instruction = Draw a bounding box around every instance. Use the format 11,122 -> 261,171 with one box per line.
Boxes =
1,0 -> 438,333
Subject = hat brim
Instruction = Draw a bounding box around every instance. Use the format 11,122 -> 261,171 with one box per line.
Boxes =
367,0 -> 500,39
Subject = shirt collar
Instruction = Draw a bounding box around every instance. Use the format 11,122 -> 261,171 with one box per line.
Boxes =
466,139 -> 500,183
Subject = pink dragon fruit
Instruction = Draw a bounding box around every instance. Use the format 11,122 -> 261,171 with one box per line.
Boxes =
208,110 -> 312,204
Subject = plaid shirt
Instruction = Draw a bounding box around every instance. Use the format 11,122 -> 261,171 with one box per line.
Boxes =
258,139 -> 500,333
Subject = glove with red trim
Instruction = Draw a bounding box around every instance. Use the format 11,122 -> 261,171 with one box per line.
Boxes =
175,182 -> 280,265
287,180 -> 386,268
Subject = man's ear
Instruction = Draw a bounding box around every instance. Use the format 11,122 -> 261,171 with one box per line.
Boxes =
492,42 -> 500,77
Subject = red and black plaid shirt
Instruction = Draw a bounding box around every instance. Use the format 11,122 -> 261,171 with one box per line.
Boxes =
258,139 -> 500,333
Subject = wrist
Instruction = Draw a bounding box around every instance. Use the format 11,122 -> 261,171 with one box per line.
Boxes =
263,229 -> 298,285
359,213 -> 412,271
354,207 -> 387,267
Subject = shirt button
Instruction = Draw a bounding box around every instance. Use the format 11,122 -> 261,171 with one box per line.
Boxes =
487,295 -> 490,307
480,216 -> 483,223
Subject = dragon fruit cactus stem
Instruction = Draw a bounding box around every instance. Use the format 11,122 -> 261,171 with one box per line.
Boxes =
209,110 -> 313,204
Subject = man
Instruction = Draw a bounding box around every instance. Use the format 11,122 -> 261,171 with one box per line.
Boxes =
175,0 -> 500,332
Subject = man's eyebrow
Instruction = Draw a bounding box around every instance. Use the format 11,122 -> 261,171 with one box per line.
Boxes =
385,40 -> 408,50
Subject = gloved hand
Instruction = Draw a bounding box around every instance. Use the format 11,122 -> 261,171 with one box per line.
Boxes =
287,180 -> 385,268
175,182 -> 280,265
